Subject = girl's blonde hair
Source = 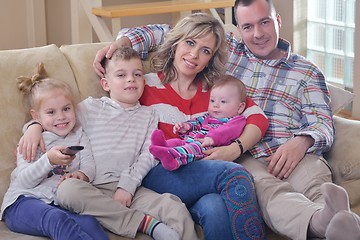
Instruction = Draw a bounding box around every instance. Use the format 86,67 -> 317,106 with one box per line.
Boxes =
151,13 -> 228,89
17,63 -> 76,111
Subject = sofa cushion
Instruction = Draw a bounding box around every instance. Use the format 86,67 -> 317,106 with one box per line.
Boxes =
324,116 -> 360,215
60,43 -> 110,100
60,42 -> 154,101
327,83 -> 355,114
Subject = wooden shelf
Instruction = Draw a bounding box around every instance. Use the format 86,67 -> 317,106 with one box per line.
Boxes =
92,0 -> 234,18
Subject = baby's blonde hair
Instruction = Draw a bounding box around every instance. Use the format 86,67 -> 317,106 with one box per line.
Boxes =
212,75 -> 247,102
17,63 -> 76,111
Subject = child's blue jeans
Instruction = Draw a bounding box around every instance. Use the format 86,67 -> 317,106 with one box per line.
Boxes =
3,195 -> 109,240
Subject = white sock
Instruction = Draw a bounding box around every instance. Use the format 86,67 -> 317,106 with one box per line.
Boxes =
309,182 -> 350,237
152,221 -> 181,240
325,210 -> 360,240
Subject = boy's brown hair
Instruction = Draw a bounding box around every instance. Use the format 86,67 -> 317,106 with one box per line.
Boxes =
101,46 -> 142,74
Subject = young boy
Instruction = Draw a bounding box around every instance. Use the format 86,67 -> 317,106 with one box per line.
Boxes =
150,75 -> 248,171
22,47 -> 198,240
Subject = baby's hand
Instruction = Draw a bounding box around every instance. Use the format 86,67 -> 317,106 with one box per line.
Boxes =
47,146 -> 75,166
58,171 -> 89,185
199,137 -> 214,147
173,122 -> 191,134
113,188 -> 133,207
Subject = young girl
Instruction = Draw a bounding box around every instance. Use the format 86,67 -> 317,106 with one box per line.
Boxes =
0,63 -> 108,240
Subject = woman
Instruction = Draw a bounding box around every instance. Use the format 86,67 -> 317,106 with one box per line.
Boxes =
22,13 -> 268,240
94,13 -> 269,240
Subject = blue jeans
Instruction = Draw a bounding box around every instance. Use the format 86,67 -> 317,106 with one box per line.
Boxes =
4,196 -> 109,240
143,160 -> 266,240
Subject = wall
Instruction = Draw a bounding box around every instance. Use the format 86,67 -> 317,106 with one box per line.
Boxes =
0,0 -> 29,50
0,0 -> 291,50
0,0 -> 172,50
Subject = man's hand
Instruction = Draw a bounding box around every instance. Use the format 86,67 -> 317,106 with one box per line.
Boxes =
113,188 -> 133,207
203,142 -> 240,162
93,37 -> 132,78
265,136 -> 314,179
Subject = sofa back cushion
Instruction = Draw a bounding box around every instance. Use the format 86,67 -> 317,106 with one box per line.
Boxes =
325,116 -> 360,215
59,42 -> 154,101
0,44 -> 78,206
60,43 -> 109,100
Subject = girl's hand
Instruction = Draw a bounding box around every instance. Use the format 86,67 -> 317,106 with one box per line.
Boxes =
18,123 -> 45,161
47,146 -> 75,166
113,188 -> 133,207
58,171 -> 89,185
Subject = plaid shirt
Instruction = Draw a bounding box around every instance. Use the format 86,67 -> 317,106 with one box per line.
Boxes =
118,25 -> 334,159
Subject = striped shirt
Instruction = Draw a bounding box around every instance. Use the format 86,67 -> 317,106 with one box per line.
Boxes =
76,97 -> 158,195
118,24 -> 334,158
1,126 -> 94,219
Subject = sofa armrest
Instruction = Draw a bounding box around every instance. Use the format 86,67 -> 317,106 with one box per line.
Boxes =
324,115 -> 360,214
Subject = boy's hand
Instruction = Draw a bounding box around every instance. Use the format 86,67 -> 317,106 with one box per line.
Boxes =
58,171 -> 89,185
113,188 -> 133,207
18,123 -> 45,161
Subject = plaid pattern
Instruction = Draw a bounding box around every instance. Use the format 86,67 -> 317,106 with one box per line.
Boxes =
226,33 -> 334,158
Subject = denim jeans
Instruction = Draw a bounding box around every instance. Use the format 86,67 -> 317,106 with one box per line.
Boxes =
143,160 -> 266,240
4,196 -> 109,240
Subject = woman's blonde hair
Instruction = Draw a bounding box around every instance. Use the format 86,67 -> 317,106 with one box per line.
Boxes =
151,13 -> 228,89
17,63 -> 76,111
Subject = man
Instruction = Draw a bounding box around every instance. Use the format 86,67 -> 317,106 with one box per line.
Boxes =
93,1 -> 360,239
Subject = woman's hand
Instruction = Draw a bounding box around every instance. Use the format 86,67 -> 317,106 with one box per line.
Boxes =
203,143 -> 240,161
203,124 -> 262,162
18,123 -> 45,161
199,137 -> 214,147
93,37 -> 132,77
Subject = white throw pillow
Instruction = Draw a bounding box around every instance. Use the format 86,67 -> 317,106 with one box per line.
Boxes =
327,83 -> 355,114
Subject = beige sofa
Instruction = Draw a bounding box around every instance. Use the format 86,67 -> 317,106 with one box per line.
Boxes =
0,41 -> 359,240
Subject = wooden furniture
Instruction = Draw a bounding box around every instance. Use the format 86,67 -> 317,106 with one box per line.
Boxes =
71,0 -> 233,43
